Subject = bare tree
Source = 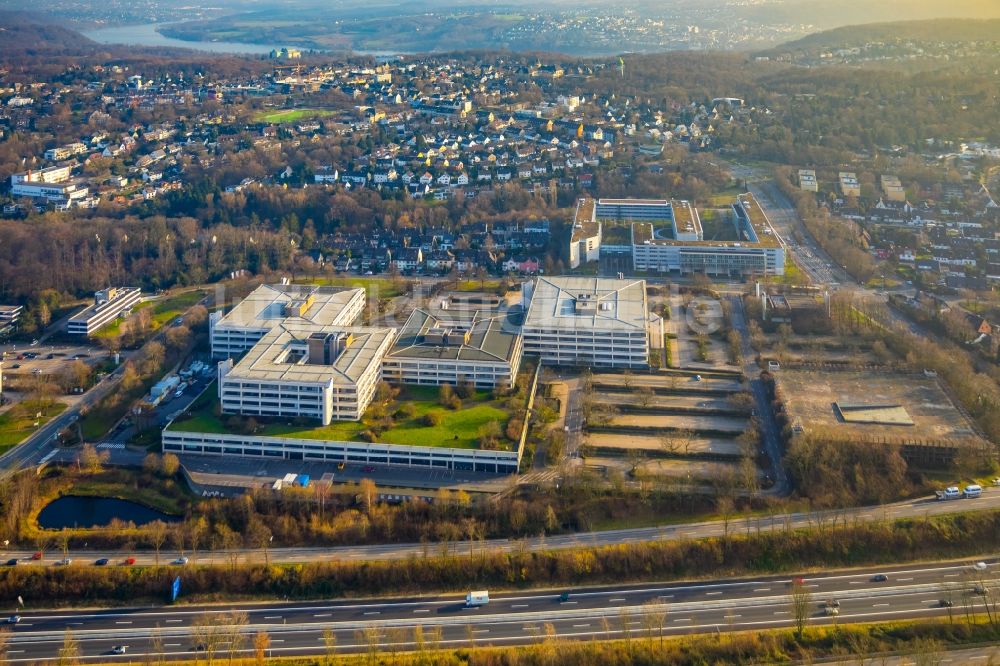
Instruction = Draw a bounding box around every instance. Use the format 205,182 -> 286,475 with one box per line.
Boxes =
148,520 -> 168,566
790,578 -> 813,638
322,628 -> 338,665
252,631 -> 270,666
191,613 -> 226,666
56,628 -> 81,666
224,611 -> 248,666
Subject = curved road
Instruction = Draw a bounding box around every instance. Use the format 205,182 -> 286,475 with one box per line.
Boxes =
3,559 -> 996,662
4,491 -> 998,567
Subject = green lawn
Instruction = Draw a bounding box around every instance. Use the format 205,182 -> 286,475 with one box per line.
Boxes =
170,385 -> 512,450
0,402 -> 67,454
254,108 -> 335,124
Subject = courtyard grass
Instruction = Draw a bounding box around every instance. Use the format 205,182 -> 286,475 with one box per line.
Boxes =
292,276 -> 406,300
169,385 -> 513,450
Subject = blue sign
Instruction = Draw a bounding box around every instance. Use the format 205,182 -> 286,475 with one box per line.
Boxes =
171,576 -> 181,602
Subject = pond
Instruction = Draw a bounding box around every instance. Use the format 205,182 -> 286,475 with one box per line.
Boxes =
37,496 -> 180,529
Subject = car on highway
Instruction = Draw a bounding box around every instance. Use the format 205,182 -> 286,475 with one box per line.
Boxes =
938,599 -> 954,607
973,584 -> 988,596
5,615 -> 20,624
94,558 -> 109,566
558,592 -> 571,602
30,340 -> 39,346
8,364 -> 18,369
824,599 -> 840,608
824,606 -> 840,616
973,561 -> 988,571
171,556 -> 189,566
30,552 -> 42,560
123,557 -> 136,566
4,559 -> 17,567
111,645 -> 128,655
871,574 -> 888,582
55,558 -> 72,566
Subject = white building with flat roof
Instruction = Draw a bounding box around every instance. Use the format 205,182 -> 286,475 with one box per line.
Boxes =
66,287 -> 142,336
217,323 -> 394,425
382,308 -> 523,388
522,276 -> 657,368
210,284 -> 366,358
10,165 -> 89,204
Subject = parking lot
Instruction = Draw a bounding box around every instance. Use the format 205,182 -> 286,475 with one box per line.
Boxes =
1,342 -> 109,377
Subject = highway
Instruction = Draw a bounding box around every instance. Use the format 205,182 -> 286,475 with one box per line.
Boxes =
3,490 -> 998,567
3,559 -> 996,662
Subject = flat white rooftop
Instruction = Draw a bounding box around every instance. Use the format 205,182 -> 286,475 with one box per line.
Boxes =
225,322 -> 394,386
214,284 -> 364,331
524,276 -> 648,333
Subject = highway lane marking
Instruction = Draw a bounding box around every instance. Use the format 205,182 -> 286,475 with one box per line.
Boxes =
774,611 -> 789,615
363,612 -> 381,616
672,618 -> 691,623
164,644 -> 181,648
706,592 -> 722,596
753,588 -> 770,592
271,640 -> 284,644
572,624 -> 590,628
944,574 -> 960,578
898,577 -> 913,581
472,629 -> 489,634
115,621 -> 132,625
263,616 -> 281,620
511,604 -> 528,609
873,603 -> 890,607
413,609 -> 430,614
609,598 -> 626,602
165,619 -> 182,623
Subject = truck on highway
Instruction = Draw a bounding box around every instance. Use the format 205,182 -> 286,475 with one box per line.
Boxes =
465,590 -> 489,607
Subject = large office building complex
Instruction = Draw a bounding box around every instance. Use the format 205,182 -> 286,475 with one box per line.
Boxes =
569,194 -> 784,277
382,308 -> 523,389
66,287 -> 142,336
210,284 -> 366,358
217,323 -> 394,424
522,276 -> 658,368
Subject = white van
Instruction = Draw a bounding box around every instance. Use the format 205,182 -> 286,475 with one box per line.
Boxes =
944,486 -> 961,500
963,484 -> 982,498
465,590 -> 489,606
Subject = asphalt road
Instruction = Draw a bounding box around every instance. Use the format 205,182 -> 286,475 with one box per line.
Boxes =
4,559 -> 996,662
727,293 -> 788,493
3,490 -> 998,567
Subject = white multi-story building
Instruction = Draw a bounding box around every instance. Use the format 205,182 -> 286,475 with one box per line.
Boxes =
522,276 -> 657,368
798,169 -> 818,192
381,308 -> 523,388
66,287 -> 142,336
217,323 -> 394,425
210,284 -> 366,358
10,165 -> 89,204
571,194 -> 785,277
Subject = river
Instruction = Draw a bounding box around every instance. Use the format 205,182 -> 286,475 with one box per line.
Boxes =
82,22 -> 278,55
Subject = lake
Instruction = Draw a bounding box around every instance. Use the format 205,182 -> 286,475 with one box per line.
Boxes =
37,496 -> 180,529
83,23 -> 278,54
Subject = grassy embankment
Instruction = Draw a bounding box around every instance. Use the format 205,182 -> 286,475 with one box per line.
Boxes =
4,509 -> 1000,606
0,400 -> 66,456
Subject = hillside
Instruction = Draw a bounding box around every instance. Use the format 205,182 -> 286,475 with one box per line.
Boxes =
764,18 -> 1000,56
0,11 -> 96,54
